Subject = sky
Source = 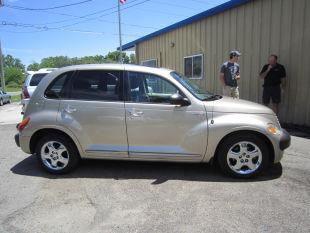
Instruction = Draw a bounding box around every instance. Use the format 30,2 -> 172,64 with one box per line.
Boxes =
0,0 -> 227,66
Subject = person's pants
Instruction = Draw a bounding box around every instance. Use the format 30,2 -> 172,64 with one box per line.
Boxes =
223,86 -> 239,99
262,85 -> 281,104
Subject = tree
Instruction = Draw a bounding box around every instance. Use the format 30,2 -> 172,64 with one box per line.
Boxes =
1,54 -> 25,88
39,56 -> 73,68
105,51 -> 130,63
4,67 -> 24,86
129,54 -> 136,64
3,54 -> 25,70
27,62 -> 40,71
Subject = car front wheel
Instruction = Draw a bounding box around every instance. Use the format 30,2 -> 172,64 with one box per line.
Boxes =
217,133 -> 270,178
35,134 -> 80,174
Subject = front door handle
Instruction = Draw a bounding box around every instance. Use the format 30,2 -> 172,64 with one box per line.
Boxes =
63,105 -> 77,114
128,109 -> 144,117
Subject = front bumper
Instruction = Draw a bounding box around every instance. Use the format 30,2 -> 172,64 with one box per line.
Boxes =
279,129 -> 291,150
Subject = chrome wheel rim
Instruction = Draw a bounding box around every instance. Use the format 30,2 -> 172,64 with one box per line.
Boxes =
227,141 -> 262,175
40,141 -> 69,170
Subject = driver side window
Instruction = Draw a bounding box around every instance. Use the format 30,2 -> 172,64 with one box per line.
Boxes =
128,72 -> 179,104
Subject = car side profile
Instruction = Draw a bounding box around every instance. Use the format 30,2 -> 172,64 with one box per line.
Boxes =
14,64 -> 290,178
0,90 -> 11,106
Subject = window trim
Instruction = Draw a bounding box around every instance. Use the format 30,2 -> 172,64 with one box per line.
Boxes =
67,69 -> 125,103
125,71 -> 188,105
184,54 -> 203,80
141,58 -> 158,68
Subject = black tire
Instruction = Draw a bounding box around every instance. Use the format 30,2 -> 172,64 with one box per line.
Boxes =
7,98 -> 11,104
217,133 -> 270,178
0,98 -> 3,106
35,134 -> 80,174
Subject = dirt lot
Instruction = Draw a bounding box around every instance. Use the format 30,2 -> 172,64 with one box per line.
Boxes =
0,104 -> 309,233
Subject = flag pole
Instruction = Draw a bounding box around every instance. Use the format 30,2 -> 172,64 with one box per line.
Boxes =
117,0 -> 123,64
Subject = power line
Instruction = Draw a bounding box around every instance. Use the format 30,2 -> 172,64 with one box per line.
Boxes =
3,0 -> 157,30
57,0 -> 152,29
0,21 -> 141,37
4,0 -> 94,11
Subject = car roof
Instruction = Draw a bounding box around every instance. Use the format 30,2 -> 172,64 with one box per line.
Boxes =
53,64 -> 174,76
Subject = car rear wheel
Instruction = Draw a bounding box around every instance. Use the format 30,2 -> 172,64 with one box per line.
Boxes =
217,133 -> 270,178
35,134 -> 80,174
0,98 -> 3,106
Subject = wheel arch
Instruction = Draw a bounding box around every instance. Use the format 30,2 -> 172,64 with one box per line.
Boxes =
29,128 -> 82,158
212,130 -> 275,165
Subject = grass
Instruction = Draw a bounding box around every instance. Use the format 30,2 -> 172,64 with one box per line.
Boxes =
6,86 -> 21,92
11,94 -> 21,103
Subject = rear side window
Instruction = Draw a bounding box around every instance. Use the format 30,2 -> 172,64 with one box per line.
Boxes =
29,73 -> 49,86
70,70 -> 123,101
45,72 -> 73,99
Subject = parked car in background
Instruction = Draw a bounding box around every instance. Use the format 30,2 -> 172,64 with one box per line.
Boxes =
0,90 -> 11,106
14,64 -> 291,178
21,68 -> 57,113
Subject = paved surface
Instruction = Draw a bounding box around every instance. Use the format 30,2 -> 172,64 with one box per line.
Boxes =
0,104 -> 310,233
0,103 -> 22,125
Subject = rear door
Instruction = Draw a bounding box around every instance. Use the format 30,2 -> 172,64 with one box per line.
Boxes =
57,69 -> 128,158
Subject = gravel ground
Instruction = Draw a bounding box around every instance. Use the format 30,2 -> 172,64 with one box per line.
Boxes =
0,104 -> 309,233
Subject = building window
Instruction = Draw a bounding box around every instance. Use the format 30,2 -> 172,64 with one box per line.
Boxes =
141,59 -> 157,68
184,54 -> 203,79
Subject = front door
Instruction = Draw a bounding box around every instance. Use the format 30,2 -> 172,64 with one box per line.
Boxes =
57,69 -> 128,158
124,71 -> 207,161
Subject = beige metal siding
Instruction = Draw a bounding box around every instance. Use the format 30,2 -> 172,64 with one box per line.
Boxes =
135,0 -> 310,125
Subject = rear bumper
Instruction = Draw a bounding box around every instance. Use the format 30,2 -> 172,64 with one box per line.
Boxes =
279,129 -> 291,150
15,133 -> 20,147
14,132 -> 31,154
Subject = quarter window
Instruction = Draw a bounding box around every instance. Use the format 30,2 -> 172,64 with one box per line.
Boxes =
184,54 -> 203,79
70,70 -> 123,101
128,72 -> 179,104
45,71 -> 73,99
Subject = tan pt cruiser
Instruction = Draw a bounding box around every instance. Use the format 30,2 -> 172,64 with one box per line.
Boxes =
14,64 -> 291,178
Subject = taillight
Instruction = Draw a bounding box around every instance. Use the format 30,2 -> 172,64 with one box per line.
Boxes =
18,117 -> 30,131
22,86 -> 30,99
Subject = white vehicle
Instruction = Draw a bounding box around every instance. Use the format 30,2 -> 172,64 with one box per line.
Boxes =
21,68 -> 57,113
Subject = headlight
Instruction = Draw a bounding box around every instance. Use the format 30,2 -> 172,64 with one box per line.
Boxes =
266,123 -> 281,135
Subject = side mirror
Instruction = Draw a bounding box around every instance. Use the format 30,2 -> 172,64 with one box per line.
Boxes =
170,93 -> 190,106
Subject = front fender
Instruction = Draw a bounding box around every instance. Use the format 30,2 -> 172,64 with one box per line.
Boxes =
203,112 -> 279,162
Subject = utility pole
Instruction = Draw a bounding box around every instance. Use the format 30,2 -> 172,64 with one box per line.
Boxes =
117,0 -> 123,64
0,40 -> 5,92
0,1 -> 5,91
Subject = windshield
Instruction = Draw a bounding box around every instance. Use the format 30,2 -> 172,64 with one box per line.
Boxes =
170,72 -> 214,100
29,73 -> 49,86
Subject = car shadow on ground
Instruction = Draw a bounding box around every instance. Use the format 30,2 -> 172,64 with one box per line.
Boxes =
11,155 -> 283,184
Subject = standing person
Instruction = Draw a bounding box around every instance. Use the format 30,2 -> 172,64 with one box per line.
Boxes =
259,55 -> 286,115
219,50 -> 241,99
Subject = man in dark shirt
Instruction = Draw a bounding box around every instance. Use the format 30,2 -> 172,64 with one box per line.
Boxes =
220,50 -> 241,99
259,55 -> 286,115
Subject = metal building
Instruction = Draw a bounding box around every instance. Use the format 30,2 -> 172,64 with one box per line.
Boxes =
121,0 -> 310,126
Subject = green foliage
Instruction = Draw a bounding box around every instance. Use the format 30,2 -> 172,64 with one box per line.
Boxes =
4,67 -> 24,85
129,54 -> 136,64
27,62 -> 40,71
3,54 -> 25,70
26,51 -> 134,70
6,81 -> 20,88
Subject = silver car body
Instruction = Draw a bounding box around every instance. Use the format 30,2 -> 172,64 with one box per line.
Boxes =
17,64 -> 286,164
0,90 -> 11,105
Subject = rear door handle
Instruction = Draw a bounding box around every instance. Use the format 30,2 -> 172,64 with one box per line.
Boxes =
63,105 -> 77,114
